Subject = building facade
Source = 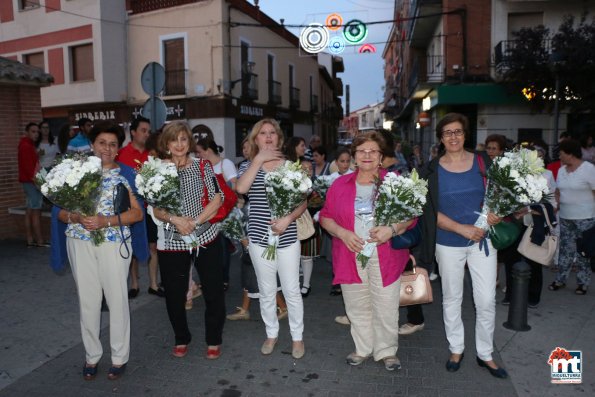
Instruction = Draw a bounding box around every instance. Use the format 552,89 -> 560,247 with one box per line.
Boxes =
382,0 -> 589,155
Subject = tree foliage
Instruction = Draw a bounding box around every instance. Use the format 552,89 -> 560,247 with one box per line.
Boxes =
501,13 -> 595,112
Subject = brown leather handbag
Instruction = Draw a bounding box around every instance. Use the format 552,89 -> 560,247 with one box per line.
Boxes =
399,255 -> 433,306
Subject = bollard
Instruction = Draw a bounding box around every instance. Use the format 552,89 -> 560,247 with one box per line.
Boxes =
503,260 -> 531,331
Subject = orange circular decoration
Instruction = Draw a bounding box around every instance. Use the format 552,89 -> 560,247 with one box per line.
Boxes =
326,13 -> 343,31
418,111 -> 431,127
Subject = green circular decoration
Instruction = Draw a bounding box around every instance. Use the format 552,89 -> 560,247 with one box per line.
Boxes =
343,19 -> 368,44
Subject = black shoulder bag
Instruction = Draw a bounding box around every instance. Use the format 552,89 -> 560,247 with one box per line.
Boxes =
113,182 -> 131,259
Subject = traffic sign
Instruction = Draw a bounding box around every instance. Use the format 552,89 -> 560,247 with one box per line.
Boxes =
141,97 -> 167,131
141,62 -> 165,96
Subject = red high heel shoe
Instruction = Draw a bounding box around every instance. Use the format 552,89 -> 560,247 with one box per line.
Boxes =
206,345 -> 221,359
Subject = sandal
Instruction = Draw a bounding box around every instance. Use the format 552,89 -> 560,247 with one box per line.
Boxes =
82,363 -> 98,380
548,282 -> 565,291
206,345 -> 221,359
575,285 -> 587,295
107,363 -> 127,380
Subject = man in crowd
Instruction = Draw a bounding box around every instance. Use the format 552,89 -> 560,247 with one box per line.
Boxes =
304,134 -> 321,162
67,117 -> 93,154
18,122 -> 47,247
116,117 -> 164,298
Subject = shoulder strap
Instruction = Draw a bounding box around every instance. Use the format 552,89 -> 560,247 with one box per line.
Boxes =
539,204 -> 555,230
476,154 -> 487,188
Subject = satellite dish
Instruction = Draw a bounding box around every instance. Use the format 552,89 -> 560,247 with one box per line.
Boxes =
141,62 -> 165,96
141,97 -> 167,131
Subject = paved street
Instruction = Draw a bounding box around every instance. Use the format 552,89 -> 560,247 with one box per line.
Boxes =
0,239 -> 593,396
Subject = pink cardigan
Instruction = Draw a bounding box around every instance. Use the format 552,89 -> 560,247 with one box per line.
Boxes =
319,169 -> 415,287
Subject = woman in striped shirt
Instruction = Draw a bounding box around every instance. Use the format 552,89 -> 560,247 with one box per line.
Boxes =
237,118 -> 307,359
150,121 -> 225,360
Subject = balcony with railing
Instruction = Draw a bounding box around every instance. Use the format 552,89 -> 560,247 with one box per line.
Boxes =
129,0 -> 197,14
426,55 -> 445,82
268,80 -> 282,105
494,39 -> 552,73
164,69 -> 187,96
290,87 -> 300,109
242,73 -> 258,100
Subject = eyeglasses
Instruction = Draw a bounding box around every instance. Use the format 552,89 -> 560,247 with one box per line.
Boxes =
442,129 -> 464,138
355,149 -> 381,156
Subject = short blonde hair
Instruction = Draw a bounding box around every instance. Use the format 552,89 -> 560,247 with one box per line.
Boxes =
157,121 -> 196,159
247,118 -> 284,160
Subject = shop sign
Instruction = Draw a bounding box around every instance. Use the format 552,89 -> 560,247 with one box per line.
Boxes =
132,103 -> 185,119
239,105 -> 264,117
74,110 -> 116,121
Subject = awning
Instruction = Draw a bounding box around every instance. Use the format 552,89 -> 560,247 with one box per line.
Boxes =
435,84 -> 525,106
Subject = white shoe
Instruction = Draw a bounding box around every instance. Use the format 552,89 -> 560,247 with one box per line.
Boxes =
398,323 -> 424,335
334,315 -> 350,325
429,272 -> 438,281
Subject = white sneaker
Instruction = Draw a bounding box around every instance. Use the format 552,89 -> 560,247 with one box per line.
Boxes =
334,315 -> 350,325
398,323 -> 424,335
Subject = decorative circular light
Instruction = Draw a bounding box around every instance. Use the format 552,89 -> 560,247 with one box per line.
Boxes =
326,13 -> 343,31
343,19 -> 368,44
328,36 -> 346,54
300,23 -> 330,54
358,43 -> 377,53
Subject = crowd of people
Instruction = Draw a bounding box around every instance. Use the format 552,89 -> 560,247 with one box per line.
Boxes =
17,114 -> 594,382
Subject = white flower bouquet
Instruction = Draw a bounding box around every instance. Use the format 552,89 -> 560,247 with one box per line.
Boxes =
357,169 -> 428,268
474,148 -> 550,230
136,156 -> 198,249
36,154 -> 104,245
220,207 -> 246,241
263,160 -> 312,260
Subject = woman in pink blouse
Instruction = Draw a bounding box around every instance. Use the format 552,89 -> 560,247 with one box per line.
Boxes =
319,131 -> 415,371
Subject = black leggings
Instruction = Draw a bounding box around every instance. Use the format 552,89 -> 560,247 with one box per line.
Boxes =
158,235 -> 226,346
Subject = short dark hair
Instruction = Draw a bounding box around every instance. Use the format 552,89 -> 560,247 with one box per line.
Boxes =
77,117 -> 92,129
485,134 -> 507,152
130,116 -> 150,133
89,121 -> 125,147
312,146 -> 327,159
559,139 -> 582,159
196,138 -> 223,155
25,122 -> 38,131
435,113 -> 469,141
351,131 -> 388,157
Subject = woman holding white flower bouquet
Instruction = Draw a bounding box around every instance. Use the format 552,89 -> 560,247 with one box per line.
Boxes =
236,118 -> 307,359
50,121 -> 146,381
416,113 -> 508,379
320,131 -> 416,372
149,121 -> 225,360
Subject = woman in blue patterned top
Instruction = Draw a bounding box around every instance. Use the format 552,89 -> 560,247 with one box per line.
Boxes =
56,121 -> 144,381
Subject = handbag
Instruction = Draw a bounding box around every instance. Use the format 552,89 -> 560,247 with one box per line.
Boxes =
198,160 -> 237,224
577,224 -> 595,258
296,209 -> 315,240
399,255 -> 433,306
489,218 -> 522,250
517,205 -> 557,266
391,222 -> 421,250
113,182 -> 131,259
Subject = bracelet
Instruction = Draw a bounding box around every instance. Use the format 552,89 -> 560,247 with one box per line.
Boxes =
391,224 -> 398,237
168,215 -> 173,223
107,217 -> 111,228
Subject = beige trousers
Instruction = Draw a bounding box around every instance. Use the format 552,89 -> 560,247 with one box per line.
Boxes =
67,237 -> 131,365
342,250 -> 401,361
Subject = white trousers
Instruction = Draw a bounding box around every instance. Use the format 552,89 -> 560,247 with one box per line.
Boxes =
249,241 -> 304,341
342,251 -> 401,361
67,238 -> 131,365
435,241 -> 497,361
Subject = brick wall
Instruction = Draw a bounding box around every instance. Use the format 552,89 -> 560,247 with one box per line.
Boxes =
0,83 -> 49,240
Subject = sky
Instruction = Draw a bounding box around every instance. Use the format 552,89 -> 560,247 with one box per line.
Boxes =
249,0 -> 394,112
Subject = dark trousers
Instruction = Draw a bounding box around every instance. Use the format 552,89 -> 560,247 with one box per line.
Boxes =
501,232 -> 543,306
158,235 -> 226,346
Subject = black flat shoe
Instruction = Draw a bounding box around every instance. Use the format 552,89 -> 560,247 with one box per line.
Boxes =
301,286 -> 311,298
148,287 -> 165,297
445,353 -> 464,372
548,282 -> 565,291
128,288 -> 139,299
476,357 -> 508,379
329,285 -> 342,296
575,285 -> 587,295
